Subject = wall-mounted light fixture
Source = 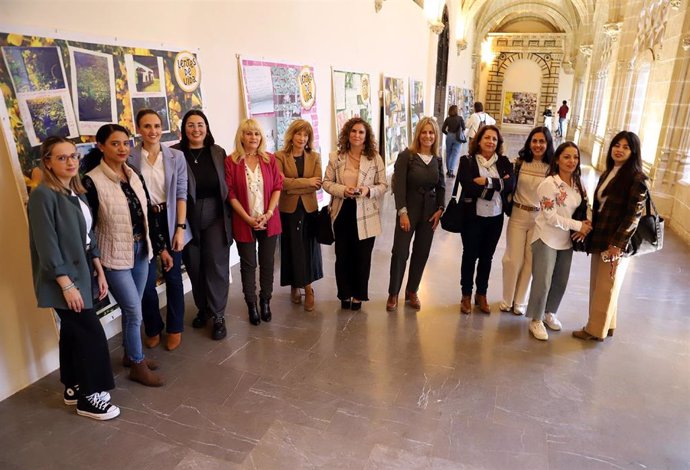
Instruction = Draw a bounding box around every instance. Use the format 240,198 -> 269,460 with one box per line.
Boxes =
456,39 -> 468,55
424,0 -> 445,34
481,38 -> 495,64
374,0 -> 385,13
455,14 -> 466,55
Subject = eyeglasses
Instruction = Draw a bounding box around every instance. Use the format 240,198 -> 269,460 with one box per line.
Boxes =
47,153 -> 82,162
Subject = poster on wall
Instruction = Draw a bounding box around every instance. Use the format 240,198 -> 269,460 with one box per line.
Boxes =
239,56 -> 319,153
0,31 -> 204,200
409,78 -> 424,136
331,68 -> 372,135
445,85 -> 474,121
383,75 -> 408,166
2,45 -> 79,147
502,91 -> 538,125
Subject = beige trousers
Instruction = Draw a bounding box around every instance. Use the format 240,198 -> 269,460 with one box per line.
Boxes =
501,207 -> 539,310
586,253 -> 631,338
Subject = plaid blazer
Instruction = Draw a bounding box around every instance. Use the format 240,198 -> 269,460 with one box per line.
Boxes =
588,171 -> 648,254
323,151 -> 388,240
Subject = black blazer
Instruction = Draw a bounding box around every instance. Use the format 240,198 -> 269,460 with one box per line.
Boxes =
457,154 -> 515,219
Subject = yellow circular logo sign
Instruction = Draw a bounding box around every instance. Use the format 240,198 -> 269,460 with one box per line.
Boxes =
174,51 -> 201,93
298,66 -> 316,110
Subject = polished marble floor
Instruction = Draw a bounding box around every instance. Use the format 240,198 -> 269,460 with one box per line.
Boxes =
1,136 -> 688,469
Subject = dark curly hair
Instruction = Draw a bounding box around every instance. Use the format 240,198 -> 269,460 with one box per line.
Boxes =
518,126 -> 554,164
550,141 -> 583,192
337,117 -> 378,160
467,124 -> 504,157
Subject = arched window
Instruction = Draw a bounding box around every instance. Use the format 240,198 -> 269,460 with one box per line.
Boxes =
629,49 -> 653,137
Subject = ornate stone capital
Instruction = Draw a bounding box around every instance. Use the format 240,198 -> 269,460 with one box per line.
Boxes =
603,22 -> 623,42
375,0 -> 384,13
429,21 -> 445,35
670,0 -> 681,10
456,39 -> 468,55
562,60 -> 574,74
579,45 -> 593,57
682,35 -> 690,52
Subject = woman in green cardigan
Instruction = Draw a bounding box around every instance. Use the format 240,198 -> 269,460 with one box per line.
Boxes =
28,136 -> 120,421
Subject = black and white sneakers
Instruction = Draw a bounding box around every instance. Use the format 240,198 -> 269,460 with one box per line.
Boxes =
64,385 -> 111,405
76,393 -> 120,421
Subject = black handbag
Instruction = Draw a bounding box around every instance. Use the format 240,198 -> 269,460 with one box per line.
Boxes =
628,191 -> 664,256
440,173 -> 463,233
316,205 -> 334,245
570,196 -> 590,253
504,159 -> 522,217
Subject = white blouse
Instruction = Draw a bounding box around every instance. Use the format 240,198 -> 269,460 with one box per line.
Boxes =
245,162 -> 265,218
476,156 -> 503,218
532,175 -> 584,250
72,191 -> 92,246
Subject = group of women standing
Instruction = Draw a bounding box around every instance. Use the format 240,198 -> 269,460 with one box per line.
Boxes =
26,102 -> 648,421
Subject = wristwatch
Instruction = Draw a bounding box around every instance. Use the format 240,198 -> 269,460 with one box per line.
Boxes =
175,223 -> 187,229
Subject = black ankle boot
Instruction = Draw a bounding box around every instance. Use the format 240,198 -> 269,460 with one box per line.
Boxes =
212,316 -> 227,340
260,299 -> 272,322
191,310 -> 208,328
247,302 -> 260,326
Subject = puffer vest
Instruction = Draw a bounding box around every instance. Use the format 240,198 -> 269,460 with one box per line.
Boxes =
87,160 -> 154,269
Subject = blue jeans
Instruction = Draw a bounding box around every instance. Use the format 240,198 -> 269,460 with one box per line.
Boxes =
142,249 -> 184,337
105,240 -> 149,364
525,239 -> 573,321
445,133 -> 462,175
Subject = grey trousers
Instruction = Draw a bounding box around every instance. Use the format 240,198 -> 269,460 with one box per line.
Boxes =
236,230 -> 278,304
525,239 -> 573,321
183,198 -> 230,319
388,215 -> 436,295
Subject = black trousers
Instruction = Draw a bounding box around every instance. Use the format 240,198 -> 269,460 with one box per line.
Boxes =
333,198 -> 376,301
183,198 -> 230,319
55,308 -> 114,395
236,230 -> 278,304
388,213 -> 436,295
460,214 -> 504,296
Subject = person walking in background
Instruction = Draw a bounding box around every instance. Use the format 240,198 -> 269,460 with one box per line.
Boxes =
574,131 -> 648,342
386,117 -> 445,312
323,117 -> 387,311
525,142 -> 591,341
557,100 -> 569,137
82,124 -> 168,387
457,125 -> 514,314
441,105 -> 465,178
172,110 -> 232,341
28,136 -> 120,420
225,118 -> 283,326
464,102 -> 496,143
500,127 -> 553,316
275,119 -> 323,312
130,109 -> 191,351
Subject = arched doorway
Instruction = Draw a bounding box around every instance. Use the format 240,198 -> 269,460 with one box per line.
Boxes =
433,5 -> 449,122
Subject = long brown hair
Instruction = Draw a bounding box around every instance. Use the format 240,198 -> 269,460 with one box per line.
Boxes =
336,117 -> 378,160
40,136 -> 85,194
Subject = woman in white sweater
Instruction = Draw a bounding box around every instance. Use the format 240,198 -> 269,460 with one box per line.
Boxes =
525,142 -> 592,340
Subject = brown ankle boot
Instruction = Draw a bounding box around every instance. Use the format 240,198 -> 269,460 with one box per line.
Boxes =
129,361 -> 165,387
406,291 -> 421,310
475,294 -> 490,314
461,295 -> 472,314
304,285 -> 315,312
386,295 -> 398,311
166,332 -> 182,351
291,287 -> 302,304
144,333 -> 161,349
122,354 -> 159,370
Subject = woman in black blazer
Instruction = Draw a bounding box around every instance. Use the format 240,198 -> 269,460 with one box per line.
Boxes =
171,110 -> 232,341
457,125 -> 514,314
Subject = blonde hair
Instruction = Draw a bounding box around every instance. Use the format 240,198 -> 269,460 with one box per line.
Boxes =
40,137 -> 85,194
409,117 -> 440,156
280,119 -> 314,155
231,118 -> 269,163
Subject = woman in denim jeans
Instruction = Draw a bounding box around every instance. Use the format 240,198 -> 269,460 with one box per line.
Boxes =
82,124 -> 170,387
441,105 -> 465,178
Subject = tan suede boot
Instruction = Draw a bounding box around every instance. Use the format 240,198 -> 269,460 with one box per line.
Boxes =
475,294 -> 491,314
304,285 -> 315,312
129,361 -> 165,387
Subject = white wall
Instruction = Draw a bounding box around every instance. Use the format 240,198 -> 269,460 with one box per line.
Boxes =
0,0 -> 437,400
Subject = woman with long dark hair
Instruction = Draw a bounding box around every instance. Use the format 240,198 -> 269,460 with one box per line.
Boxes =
130,109 -> 191,351
441,105 -> 465,177
500,127 -> 554,315
82,124 -> 168,387
525,142 -> 591,340
171,110 -> 232,340
457,125 -> 514,314
573,131 -> 648,341
386,117 -> 445,311
28,136 -> 119,419
323,117 -> 387,310
275,119 -> 323,311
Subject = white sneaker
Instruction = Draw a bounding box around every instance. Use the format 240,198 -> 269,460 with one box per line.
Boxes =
513,304 -> 525,316
529,320 -> 548,340
499,302 -> 512,312
544,313 -> 562,331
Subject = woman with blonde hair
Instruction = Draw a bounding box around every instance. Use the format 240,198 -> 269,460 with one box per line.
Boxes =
225,119 -> 284,325
28,136 -> 119,419
275,119 -> 323,311
386,117 -> 445,311
323,117 -> 387,310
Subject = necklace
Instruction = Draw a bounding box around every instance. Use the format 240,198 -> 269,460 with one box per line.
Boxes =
190,148 -> 204,164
